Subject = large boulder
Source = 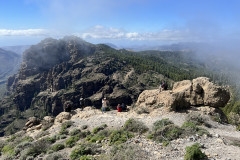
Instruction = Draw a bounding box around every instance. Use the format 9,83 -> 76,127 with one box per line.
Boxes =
136,77 -> 230,111
54,112 -> 71,124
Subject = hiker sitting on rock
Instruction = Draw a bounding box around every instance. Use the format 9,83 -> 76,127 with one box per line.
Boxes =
117,104 -> 122,112
65,103 -> 72,112
121,103 -> 127,111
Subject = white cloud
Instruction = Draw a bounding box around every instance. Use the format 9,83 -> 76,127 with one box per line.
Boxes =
79,25 -> 201,42
0,29 -> 49,36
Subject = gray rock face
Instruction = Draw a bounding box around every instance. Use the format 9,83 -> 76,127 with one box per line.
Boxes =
4,37 -> 158,119
137,77 -> 230,111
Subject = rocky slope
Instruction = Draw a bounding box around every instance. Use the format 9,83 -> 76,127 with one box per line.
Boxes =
0,79 -> 238,159
0,36 -> 172,136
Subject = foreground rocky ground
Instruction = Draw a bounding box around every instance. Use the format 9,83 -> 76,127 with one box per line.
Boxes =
1,106 -> 240,160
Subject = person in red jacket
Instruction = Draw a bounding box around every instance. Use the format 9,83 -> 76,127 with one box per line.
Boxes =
117,104 -> 122,112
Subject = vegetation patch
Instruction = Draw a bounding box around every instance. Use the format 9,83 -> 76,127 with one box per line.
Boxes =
70,128 -> 81,136
100,143 -> 147,160
92,124 -> 108,134
87,130 -> 111,143
45,153 -> 63,160
51,143 -> 65,152
65,135 -> 80,148
23,139 -> 50,158
148,119 -> 183,143
181,122 -> 210,136
1,144 -> 15,156
123,118 -> 149,134
109,130 -> 134,145
184,143 -> 207,160
70,143 -> 100,160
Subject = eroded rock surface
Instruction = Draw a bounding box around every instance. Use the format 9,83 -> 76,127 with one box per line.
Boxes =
136,77 -> 230,111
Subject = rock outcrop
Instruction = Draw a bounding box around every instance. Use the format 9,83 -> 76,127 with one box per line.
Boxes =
136,77 -> 230,111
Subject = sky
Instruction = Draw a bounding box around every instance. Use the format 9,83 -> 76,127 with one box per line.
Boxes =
0,0 -> 240,47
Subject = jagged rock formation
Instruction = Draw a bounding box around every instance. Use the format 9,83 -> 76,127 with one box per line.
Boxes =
0,36 -> 170,136
136,77 -> 230,111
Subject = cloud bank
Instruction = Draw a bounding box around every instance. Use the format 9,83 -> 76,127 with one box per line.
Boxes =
0,29 -> 49,36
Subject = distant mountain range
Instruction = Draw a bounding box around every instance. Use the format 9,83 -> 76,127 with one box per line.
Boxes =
2,45 -> 30,55
0,48 -> 21,84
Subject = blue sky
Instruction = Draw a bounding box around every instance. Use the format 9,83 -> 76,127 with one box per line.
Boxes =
0,0 -> 240,46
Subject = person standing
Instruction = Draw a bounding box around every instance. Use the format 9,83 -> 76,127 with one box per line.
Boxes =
102,97 -> 107,113
79,97 -> 84,111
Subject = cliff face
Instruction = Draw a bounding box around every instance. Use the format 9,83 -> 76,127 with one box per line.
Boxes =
0,36 -> 168,136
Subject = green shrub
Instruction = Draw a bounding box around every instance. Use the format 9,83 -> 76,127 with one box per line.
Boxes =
79,130 -> 91,139
6,135 -> 17,142
70,128 -> 81,136
87,130 -> 111,143
70,144 -> 94,160
0,140 -> 7,151
153,119 -> 173,131
109,130 -> 134,145
19,136 -> 34,143
45,135 -> 58,144
1,145 -> 15,156
181,122 -> 210,136
22,139 -> 50,158
45,153 -> 63,160
149,124 -> 182,143
123,118 -> 148,134
51,144 -> 65,152
14,142 -> 32,155
59,121 -> 73,135
186,113 -> 207,125
92,124 -> 108,134
65,136 -> 80,148
102,144 -> 147,160
184,143 -> 207,160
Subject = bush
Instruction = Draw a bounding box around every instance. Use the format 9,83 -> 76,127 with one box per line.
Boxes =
65,136 -> 80,148
51,144 -> 65,152
153,119 -> 173,131
109,130 -> 134,145
45,135 -> 58,144
181,122 -> 210,136
45,153 -> 63,160
149,122 -> 182,143
186,113 -> 207,125
101,143 -> 147,160
70,143 -> 98,160
6,135 -> 17,142
123,118 -> 148,134
22,139 -> 50,158
70,128 -> 81,136
14,142 -> 32,155
184,143 -> 207,160
87,130 -> 111,143
59,121 -> 73,135
92,124 -> 107,134
0,140 -> 7,151
1,145 -> 15,156
21,136 -> 34,143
